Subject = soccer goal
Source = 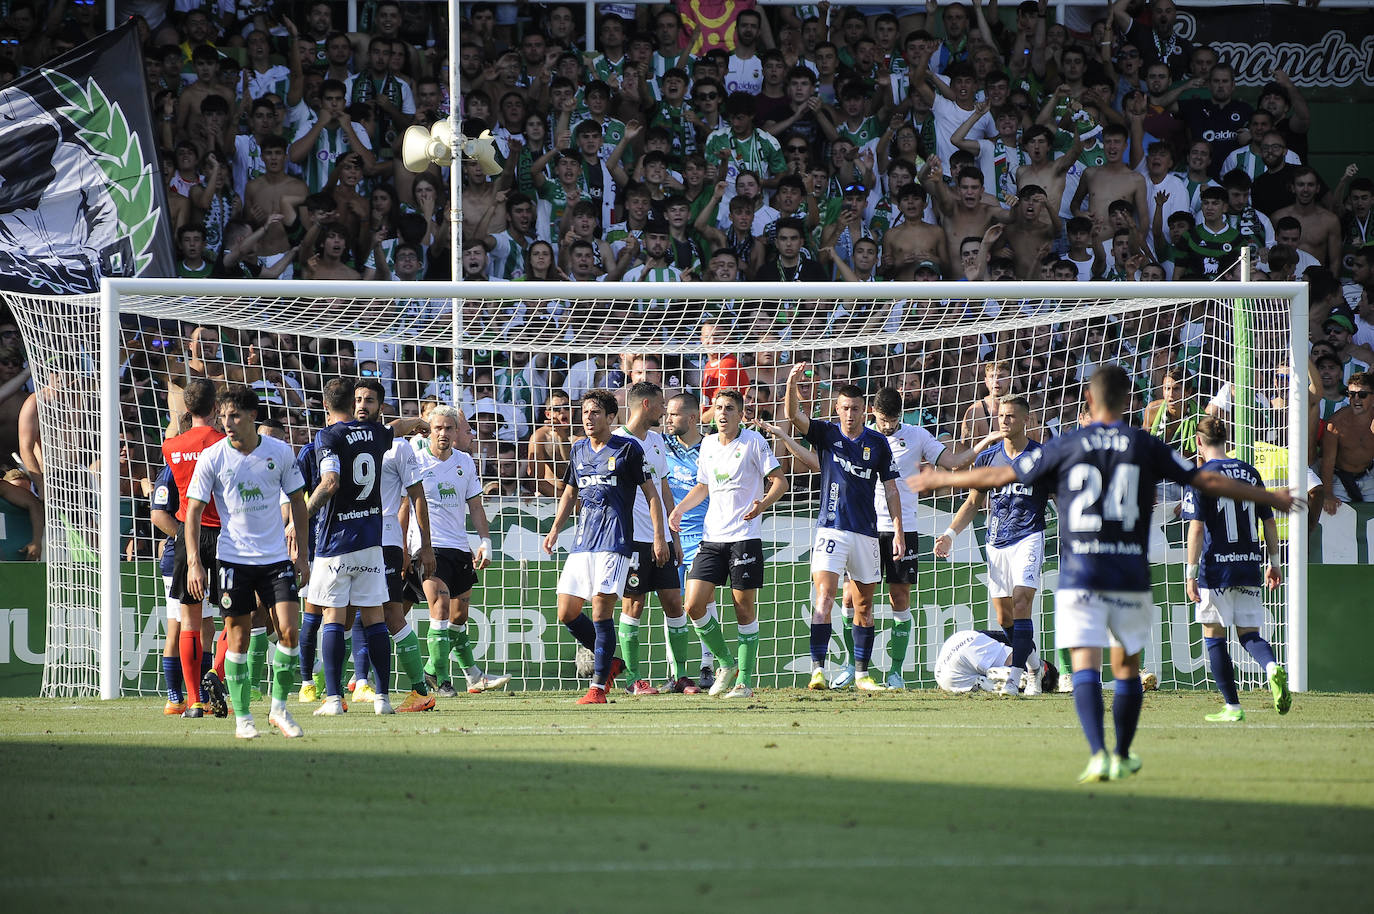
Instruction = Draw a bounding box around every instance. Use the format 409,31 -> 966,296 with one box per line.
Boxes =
3,279 -> 1308,698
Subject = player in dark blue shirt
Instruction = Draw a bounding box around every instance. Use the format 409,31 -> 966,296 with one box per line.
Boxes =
304,378 -> 396,714
1182,416 -> 1290,722
786,362 -> 903,692
915,366 -> 1299,783
542,389 -> 668,705
150,464 -> 187,713
936,396 -> 1051,693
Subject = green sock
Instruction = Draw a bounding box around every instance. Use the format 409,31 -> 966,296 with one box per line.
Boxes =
225,653 -> 252,718
248,629 -> 269,691
448,624 -> 477,673
840,613 -> 855,665
736,628 -> 759,688
426,624 -> 449,681
617,617 -> 642,683
692,615 -> 733,667
665,618 -> 692,680
271,646 -> 297,703
888,617 -> 913,676
395,627 -> 428,694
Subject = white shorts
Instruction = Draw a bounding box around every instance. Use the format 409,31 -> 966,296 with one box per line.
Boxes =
1197,587 -> 1266,629
307,546 -> 387,608
165,575 -> 220,620
811,528 -> 881,585
1055,589 -> 1154,655
557,551 -> 631,601
986,533 -> 1044,599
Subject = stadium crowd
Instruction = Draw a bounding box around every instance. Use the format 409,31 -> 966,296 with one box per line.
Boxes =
3,0 -> 1374,562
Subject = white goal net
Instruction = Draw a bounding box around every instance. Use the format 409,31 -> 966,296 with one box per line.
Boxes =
3,279 -> 1308,698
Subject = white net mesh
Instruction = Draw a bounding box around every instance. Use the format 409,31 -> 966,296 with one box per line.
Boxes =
3,280 -> 1302,696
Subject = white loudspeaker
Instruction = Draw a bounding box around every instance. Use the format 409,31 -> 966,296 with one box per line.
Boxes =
464,130 -> 502,176
401,120 -> 456,173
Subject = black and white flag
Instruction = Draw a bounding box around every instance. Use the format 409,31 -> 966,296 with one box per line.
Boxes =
0,22 -> 174,294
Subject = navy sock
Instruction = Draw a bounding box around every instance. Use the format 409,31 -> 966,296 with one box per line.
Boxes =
1112,676 -> 1144,757
1205,636 -> 1240,705
162,655 -> 184,703
1072,669 -> 1105,754
200,648 -> 212,677
1239,631 -> 1277,669
1011,618 -> 1035,670
809,622 -> 833,665
364,622 -> 391,698
592,618 -> 616,686
1002,624 -> 1014,644
321,622 -> 346,698
350,617 -> 371,684
564,612 -> 596,651
300,612 -> 321,680
852,624 -> 874,673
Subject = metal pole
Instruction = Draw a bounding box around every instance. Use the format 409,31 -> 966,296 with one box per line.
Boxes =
586,2 -> 596,55
99,282 -> 122,700
450,0 -> 461,281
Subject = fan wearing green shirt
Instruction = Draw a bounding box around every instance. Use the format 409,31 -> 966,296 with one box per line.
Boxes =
703,92 -> 786,196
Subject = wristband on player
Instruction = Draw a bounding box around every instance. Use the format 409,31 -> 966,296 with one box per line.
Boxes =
941,527 -> 956,539
479,537 -> 493,555
1267,557 -> 1281,570
1185,563 -> 1199,580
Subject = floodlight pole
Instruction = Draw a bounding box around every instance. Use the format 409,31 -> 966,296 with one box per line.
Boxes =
449,0 -> 462,281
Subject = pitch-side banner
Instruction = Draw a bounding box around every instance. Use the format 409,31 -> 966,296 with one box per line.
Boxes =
1180,5 -> 1374,99
0,22 -> 173,294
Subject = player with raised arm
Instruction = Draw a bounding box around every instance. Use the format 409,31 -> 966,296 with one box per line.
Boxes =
862,387 -> 1003,690
184,385 -> 310,739
162,378 -> 227,719
616,381 -> 686,696
663,392 -> 711,693
542,389 -> 669,705
935,394 -> 1050,696
408,405 -> 508,697
785,363 -> 903,693
669,389 -> 788,699
379,416 -> 438,712
1182,416 -> 1291,722
914,366 -> 1299,782
305,378 -> 396,715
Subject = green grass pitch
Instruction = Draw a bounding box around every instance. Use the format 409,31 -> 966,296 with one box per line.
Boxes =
1,690 -> 1371,912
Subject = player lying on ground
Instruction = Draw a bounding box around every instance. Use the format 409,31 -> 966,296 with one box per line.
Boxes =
934,628 -> 1060,695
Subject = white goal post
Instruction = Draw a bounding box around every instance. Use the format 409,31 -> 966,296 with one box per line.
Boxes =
5,278 -> 1308,698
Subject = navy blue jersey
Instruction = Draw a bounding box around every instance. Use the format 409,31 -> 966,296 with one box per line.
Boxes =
974,439 -> 1050,547
150,464 -> 178,576
1014,421 -> 1198,592
295,440 -> 321,560
313,420 -> 393,556
803,420 -> 898,536
563,434 -> 648,556
666,436 -> 707,544
1181,457 -> 1272,589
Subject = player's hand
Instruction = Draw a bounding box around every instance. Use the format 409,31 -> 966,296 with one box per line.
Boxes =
474,539 -> 492,570
668,505 -> 683,533
187,558 -> 206,602
1272,490 -> 1305,514
542,529 -> 560,555
295,557 -> 310,588
652,537 -> 670,566
285,523 -> 298,562
742,498 -> 766,521
1185,577 -> 1200,604
890,528 -> 905,561
1264,564 -> 1282,590
788,361 -> 811,385
417,545 -> 436,579
933,533 -> 952,558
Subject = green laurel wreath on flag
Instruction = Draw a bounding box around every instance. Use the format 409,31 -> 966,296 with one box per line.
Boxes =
43,69 -> 161,274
